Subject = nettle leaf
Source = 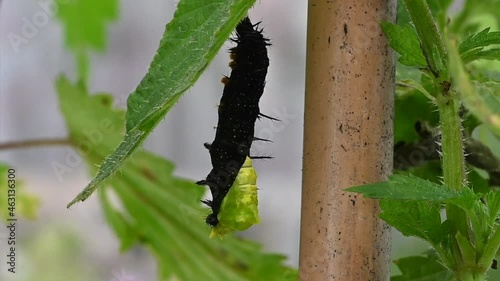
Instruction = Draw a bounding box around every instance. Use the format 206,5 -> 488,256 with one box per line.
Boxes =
445,190 -> 500,258
0,164 -> 40,220
67,0 -> 257,207
56,76 -> 297,281
484,190 -> 500,223
57,0 -> 118,80
459,28 -> 500,63
380,200 -> 446,245
464,48 -> 500,63
391,254 -> 454,281
397,79 -> 434,101
99,186 -> 139,251
381,22 -> 427,67
347,174 -> 464,201
445,189 -> 481,213
396,0 -> 411,26
349,175 -> 479,246
448,41 -> 500,137
58,0 -> 118,50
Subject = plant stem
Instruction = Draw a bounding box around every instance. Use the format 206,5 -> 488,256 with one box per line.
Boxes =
0,138 -> 72,151
477,225 -> 500,271
403,0 -> 447,76
460,271 -> 485,281
404,0 -> 472,278
436,94 -> 466,191
437,86 -> 471,278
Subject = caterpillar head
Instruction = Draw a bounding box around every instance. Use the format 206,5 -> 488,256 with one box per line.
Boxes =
206,213 -> 219,227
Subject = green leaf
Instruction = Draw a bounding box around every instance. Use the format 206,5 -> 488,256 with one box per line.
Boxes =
396,0 -> 411,26
99,187 -> 139,251
0,164 -> 40,220
397,0 -> 453,31
398,79 -> 435,101
56,76 -> 297,280
380,200 -> 446,245
125,0 -> 256,131
448,40 -> 500,137
455,231 -> 477,267
459,28 -> 500,63
445,190 -> 500,261
56,79 -> 126,161
57,0 -> 118,51
347,174 -> 465,201
402,0 -> 447,75
460,28 -> 500,53
67,0 -> 257,207
466,48 -> 500,63
484,190 -> 500,223
470,191 -> 500,270
381,22 -> 427,67
391,253 -> 454,281
57,0 -> 118,81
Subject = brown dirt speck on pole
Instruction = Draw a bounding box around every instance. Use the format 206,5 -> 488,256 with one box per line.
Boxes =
299,0 -> 396,280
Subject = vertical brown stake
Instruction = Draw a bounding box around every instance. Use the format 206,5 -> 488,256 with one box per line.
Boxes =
299,1 -> 396,280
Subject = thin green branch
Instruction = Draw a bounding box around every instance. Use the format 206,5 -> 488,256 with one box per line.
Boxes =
437,94 -> 467,191
403,0 -> 447,77
0,138 -> 72,151
477,225 -> 500,271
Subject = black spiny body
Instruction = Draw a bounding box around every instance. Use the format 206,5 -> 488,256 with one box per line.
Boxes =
197,17 -> 270,227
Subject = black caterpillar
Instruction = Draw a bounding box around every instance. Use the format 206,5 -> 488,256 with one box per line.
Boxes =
197,16 -> 271,227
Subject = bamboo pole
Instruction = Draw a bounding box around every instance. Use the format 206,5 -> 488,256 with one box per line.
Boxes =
299,1 -> 396,280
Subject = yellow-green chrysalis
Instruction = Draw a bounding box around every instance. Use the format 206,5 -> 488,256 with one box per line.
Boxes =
210,157 -> 260,238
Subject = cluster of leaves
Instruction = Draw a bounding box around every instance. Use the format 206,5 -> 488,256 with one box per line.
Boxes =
51,0 -> 298,280
351,0 -> 500,280
56,77 -> 296,280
